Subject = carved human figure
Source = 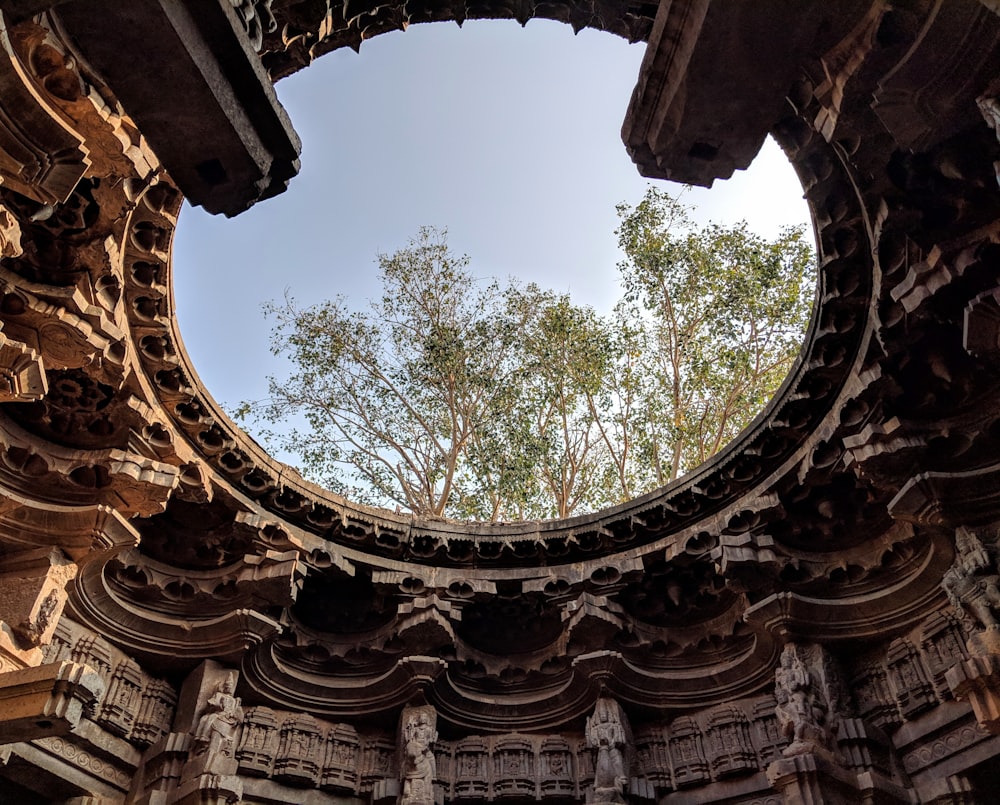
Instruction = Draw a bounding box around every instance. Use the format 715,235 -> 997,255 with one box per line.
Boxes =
774,644 -> 836,758
942,528 -> 1000,645
193,673 -> 244,760
400,710 -> 436,805
586,697 -> 628,802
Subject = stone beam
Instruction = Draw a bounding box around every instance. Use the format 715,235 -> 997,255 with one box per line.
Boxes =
50,0 -> 300,216
0,659 -> 103,743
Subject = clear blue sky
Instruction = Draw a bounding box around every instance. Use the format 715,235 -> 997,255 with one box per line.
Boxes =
173,20 -> 809,419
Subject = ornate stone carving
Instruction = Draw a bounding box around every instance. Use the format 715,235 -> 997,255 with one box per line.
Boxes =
667,715 -> 709,788
750,695 -> 786,766
453,737 -> 488,799
943,527 -> 1000,652
585,697 -> 629,803
274,712 -> 322,785
2,0 -> 1000,802
0,205 -> 22,259
399,705 -> 437,805
773,643 -> 843,761
850,661 -> 900,732
0,659 -> 104,743
633,726 -> 669,790
0,327 -> 45,403
98,656 -> 142,737
0,22 -> 90,205
705,704 -> 756,778
494,734 -> 534,799
539,736 -> 574,798
236,705 -> 279,777
132,676 -> 177,749
230,0 -> 277,52
192,671 -> 244,768
321,722 -> 360,792
978,94 -> 1000,187
921,610 -> 970,700
0,547 -> 75,663
361,735 -> 396,794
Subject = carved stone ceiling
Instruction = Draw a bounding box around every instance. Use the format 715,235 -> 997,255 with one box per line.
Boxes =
0,0 -> 999,741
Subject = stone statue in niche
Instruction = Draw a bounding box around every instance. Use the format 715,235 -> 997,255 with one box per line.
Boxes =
193,672 -> 244,761
399,706 -> 437,805
586,697 -> 629,803
773,643 -> 845,761
943,527 -> 1000,654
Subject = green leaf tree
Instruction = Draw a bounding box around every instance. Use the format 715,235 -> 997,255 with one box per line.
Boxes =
239,227 -> 519,517
614,187 -> 814,482
237,190 -> 814,520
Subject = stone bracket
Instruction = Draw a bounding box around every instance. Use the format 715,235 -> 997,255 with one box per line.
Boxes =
946,652 -> 1000,734
0,658 -> 104,743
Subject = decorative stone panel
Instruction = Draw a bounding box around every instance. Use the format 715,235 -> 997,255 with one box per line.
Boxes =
668,715 -> 710,787
99,657 -> 143,737
321,722 -> 360,792
494,734 -> 534,799
539,737 -> 575,798
237,705 -> 279,777
705,704 -> 756,777
274,713 -> 322,786
887,638 -> 938,720
454,737 -> 489,800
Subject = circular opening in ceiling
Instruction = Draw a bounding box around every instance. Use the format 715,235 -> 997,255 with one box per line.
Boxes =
173,20 -> 813,524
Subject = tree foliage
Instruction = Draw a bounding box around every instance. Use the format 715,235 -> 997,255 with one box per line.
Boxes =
237,190 -> 814,521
